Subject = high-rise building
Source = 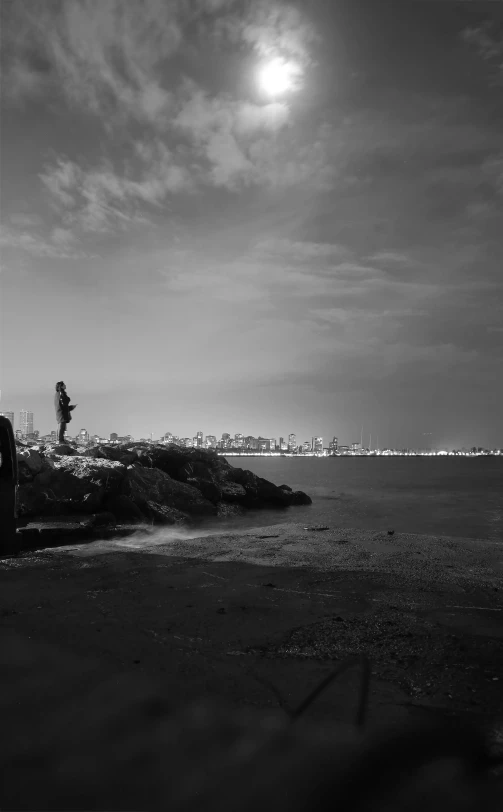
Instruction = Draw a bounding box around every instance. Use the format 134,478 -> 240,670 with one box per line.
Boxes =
270,438 -> 277,450
312,437 -> 323,453
329,436 -> 338,452
19,410 -> 33,437
302,441 -> 311,452
196,431 -> 203,448
164,432 -> 173,443
245,435 -> 258,450
0,411 -> 14,427
205,435 -> 217,448
79,428 -> 89,443
288,433 -> 297,452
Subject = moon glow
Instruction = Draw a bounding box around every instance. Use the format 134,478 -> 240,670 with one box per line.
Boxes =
257,58 -> 301,97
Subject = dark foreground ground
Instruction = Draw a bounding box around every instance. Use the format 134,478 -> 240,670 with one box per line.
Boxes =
1,522 -> 502,809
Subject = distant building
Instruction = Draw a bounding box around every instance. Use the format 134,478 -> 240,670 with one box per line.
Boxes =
196,431 -> 203,448
110,433 -> 118,442
79,428 -> 89,443
312,437 -> 323,453
245,435 -> 258,450
205,435 -> 217,448
0,411 -> 14,427
220,433 -> 231,449
19,410 -> 33,437
164,432 -> 173,443
288,433 -> 297,452
351,442 -> 362,452
329,436 -> 338,453
302,441 -> 311,452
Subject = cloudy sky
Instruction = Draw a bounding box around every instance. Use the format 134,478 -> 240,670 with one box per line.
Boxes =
1,0 -> 502,448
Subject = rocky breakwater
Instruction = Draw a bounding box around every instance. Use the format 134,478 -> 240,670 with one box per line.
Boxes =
14,441 -> 311,546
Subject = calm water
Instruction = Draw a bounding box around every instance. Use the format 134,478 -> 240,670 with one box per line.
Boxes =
199,456 -> 503,541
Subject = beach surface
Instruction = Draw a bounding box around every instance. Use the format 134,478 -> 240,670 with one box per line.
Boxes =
2,522 -> 503,807
2,522 -> 502,733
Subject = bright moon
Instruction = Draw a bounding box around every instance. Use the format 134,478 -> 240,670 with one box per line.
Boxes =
257,58 -> 301,97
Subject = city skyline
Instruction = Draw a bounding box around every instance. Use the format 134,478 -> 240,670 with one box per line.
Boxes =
2,409 -> 500,454
1,1 -> 502,448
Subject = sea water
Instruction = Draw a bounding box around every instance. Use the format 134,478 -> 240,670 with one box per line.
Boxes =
195,456 -> 503,541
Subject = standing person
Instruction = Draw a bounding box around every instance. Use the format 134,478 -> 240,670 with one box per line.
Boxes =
54,381 -> 77,443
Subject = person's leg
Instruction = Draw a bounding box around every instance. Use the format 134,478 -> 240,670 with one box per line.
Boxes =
58,422 -> 66,443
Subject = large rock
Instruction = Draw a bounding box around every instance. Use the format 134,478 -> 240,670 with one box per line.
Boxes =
83,445 -> 139,467
123,444 -> 228,480
143,502 -> 189,525
14,442 -> 311,527
16,454 -> 40,485
219,482 -> 247,502
102,494 -> 147,523
17,483 -> 57,517
41,443 -> 81,458
18,457 -> 127,518
223,467 -> 310,508
120,465 -> 217,518
17,448 -> 43,476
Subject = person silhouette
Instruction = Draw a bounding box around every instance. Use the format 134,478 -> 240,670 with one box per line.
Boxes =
54,381 -> 77,443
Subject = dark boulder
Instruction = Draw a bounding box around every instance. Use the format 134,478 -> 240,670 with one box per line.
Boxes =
41,443 -> 81,458
16,449 -> 43,484
225,468 -> 294,507
216,502 -> 247,518
14,441 -> 311,529
143,502 -> 188,525
291,490 -> 312,505
18,457 -> 127,518
103,494 -> 146,523
219,482 -> 247,502
83,446 -> 139,466
120,465 -> 217,518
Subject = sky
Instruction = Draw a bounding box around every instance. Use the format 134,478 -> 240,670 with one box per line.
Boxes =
1,0 -> 502,449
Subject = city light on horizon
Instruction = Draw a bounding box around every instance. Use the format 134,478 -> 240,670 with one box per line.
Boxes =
2,410 -> 500,457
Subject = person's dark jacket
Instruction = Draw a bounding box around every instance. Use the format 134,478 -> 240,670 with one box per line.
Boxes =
54,390 -> 73,423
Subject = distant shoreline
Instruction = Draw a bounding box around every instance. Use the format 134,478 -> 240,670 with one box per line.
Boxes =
220,452 -> 502,457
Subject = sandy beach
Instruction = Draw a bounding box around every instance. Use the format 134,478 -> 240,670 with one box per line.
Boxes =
1,522 -> 502,808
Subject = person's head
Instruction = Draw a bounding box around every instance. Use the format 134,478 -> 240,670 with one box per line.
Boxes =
55,381 -> 66,392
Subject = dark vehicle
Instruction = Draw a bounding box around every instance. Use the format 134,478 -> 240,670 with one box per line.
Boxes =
0,416 -> 19,556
